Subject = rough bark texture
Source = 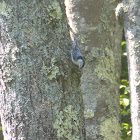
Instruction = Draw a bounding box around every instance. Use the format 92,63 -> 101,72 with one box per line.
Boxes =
0,1 -> 85,140
116,1 -> 140,139
65,0 -> 123,139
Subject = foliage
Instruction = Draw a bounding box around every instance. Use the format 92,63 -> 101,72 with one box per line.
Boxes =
0,124 -> 3,139
120,41 -> 132,140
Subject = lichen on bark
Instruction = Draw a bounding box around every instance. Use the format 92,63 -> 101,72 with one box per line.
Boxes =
65,0 -> 123,139
0,0 -> 85,139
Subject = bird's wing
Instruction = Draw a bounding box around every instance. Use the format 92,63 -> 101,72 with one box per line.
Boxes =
72,47 -> 83,61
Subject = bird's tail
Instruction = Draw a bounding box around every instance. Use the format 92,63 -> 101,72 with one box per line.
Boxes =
74,38 -> 77,48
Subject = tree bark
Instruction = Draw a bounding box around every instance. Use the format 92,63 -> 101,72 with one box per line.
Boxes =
65,0 -> 123,139
0,1 -> 85,140
116,0 -> 140,139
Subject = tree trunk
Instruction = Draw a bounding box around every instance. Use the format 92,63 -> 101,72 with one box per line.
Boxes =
65,0 -> 123,139
116,0 -> 140,139
0,1 -> 85,140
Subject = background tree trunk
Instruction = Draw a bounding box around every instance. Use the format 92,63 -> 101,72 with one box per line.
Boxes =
118,0 -> 140,139
0,1 -> 85,139
65,0 -> 123,139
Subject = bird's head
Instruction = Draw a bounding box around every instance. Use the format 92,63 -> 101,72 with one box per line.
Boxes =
78,59 -> 85,70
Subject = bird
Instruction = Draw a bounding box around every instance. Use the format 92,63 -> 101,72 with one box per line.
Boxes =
71,38 -> 85,70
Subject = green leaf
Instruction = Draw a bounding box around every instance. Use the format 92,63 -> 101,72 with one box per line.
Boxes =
123,98 -> 129,106
121,109 -> 130,116
120,85 -> 126,89
121,41 -> 126,46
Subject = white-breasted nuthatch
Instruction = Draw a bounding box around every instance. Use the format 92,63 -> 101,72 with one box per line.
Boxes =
71,38 -> 85,69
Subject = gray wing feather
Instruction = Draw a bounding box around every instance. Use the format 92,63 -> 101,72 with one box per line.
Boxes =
72,39 -> 83,61
72,49 -> 83,61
